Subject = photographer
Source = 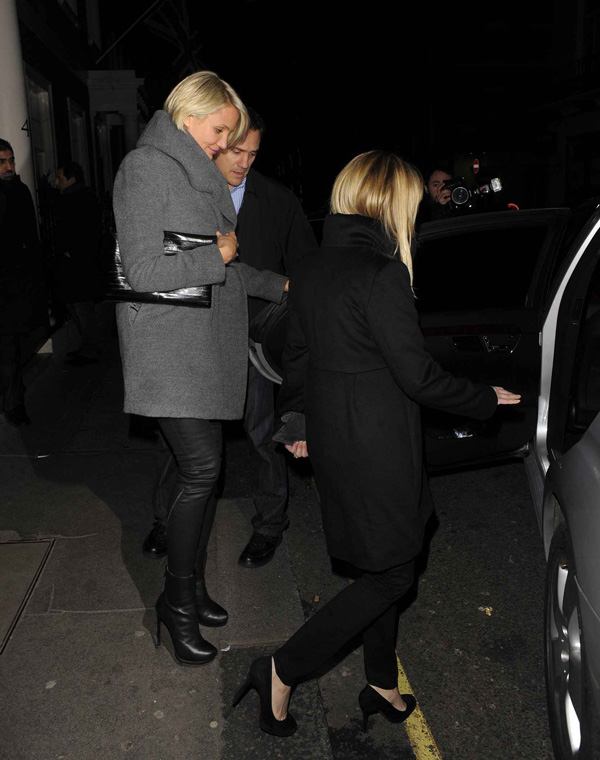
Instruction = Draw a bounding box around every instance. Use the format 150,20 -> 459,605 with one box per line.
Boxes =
417,164 -> 453,224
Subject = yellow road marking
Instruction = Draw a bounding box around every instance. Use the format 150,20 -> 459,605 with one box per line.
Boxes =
397,655 -> 443,759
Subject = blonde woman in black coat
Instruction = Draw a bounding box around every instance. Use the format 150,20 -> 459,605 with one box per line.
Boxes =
229,151 -> 521,736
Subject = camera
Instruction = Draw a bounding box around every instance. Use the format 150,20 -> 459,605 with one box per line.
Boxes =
443,176 -> 503,213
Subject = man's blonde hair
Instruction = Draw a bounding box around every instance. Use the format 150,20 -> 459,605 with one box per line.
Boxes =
164,71 -> 248,146
330,151 -> 423,281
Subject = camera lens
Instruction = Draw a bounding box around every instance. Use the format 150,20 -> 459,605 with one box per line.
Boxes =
451,186 -> 470,206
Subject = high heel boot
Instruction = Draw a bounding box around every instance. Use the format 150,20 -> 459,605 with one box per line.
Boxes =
196,577 -> 228,627
229,656 -> 297,737
358,685 -> 416,731
155,569 -> 218,665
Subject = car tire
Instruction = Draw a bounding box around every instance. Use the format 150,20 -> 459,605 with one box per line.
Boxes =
545,522 -> 600,759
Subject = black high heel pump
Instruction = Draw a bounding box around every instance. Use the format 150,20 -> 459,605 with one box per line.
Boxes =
358,685 -> 416,731
229,656 -> 297,737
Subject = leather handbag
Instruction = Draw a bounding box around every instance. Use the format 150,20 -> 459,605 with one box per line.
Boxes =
104,230 -> 217,307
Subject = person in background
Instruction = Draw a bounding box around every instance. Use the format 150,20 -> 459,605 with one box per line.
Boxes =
54,160 -> 102,366
417,163 -> 452,224
0,138 -> 45,426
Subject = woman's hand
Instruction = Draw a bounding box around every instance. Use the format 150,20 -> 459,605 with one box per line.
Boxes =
284,279 -> 290,292
216,230 -> 238,264
492,386 -> 521,405
285,440 -> 308,458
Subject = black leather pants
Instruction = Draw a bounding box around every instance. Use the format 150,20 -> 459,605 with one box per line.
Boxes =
156,418 -> 222,578
274,559 -> 415,689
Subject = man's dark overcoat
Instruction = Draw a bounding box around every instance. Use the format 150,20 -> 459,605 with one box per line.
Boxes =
0,177 -> 45,335
236,169 -> 316,321
278,214 -> 498,571
54,182 -> 102,301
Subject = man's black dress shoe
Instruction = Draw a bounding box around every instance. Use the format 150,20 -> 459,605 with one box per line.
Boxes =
4,406 -> 30,427
238,532 -> 282,569
142,524 -> 167,558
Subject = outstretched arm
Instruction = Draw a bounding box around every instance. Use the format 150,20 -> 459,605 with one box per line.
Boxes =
366,260 -> 509,419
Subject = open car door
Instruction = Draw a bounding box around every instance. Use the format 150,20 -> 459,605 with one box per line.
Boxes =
249,209 -> 569,470
414,209 -> 569,468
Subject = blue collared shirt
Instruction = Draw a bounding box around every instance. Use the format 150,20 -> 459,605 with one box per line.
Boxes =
230,177 -> 247,215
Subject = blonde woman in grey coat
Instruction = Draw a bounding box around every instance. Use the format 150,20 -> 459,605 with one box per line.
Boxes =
113,72 -> 288,665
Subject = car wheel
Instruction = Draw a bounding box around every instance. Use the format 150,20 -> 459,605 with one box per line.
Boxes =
545,522 -> 600,759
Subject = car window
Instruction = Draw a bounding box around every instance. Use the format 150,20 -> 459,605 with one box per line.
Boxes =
413,226 -> 549,311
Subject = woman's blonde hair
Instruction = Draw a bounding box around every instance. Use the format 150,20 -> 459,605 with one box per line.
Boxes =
330,151 -> 423,281
164,70 -> 248,146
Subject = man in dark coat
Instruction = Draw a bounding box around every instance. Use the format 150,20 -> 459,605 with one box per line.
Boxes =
54,161 -> 102,365
416,164 -> 453,225
143,111 -> 316,567
0,139 -> 45,426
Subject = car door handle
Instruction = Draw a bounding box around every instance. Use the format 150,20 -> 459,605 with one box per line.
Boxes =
482,334 -> 520,353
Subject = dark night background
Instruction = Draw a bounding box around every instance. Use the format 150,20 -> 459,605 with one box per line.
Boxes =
97,0 -> 588,213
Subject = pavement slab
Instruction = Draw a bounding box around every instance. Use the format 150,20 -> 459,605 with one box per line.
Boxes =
0,539 -> 53,651
0,611 -> 222,760
215,499 -> 305,648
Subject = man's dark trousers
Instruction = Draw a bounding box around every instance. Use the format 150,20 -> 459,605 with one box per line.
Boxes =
244,363 -> 289,537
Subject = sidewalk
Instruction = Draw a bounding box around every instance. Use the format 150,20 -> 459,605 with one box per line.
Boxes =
0,306 -> 414,760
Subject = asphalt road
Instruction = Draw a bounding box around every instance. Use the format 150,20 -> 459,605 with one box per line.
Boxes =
223,427 -> 555,760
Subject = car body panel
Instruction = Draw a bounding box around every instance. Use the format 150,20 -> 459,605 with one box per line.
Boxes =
533,208 -> 600,491
543,410 -> 600,719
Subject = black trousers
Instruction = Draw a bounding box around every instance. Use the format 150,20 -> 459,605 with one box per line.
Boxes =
156,418 -> 222,578
66,301 -> 98,357
0,333 -> 25,414
152,365 -> 288,539
244,364 -> 288,538
274,559 -> 415,689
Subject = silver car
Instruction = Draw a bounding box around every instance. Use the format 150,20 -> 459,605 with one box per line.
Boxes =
250,204 -> 600,759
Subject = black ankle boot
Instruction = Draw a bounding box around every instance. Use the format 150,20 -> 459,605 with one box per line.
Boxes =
156,569 -> 218,665
196,578 -> 228,627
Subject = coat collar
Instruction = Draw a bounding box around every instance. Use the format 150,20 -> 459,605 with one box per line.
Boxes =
137,110 -> 236,225
243,169 -> 259,197
321,214 -> 396,258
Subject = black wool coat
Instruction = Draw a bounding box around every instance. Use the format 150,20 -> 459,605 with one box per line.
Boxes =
53,183 -> 103,302
0,177 -> 45,335
277,214 -> 498,571
236,170 -> 316,322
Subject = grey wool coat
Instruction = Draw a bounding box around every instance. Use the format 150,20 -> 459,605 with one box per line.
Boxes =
113,110 -> 287,419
